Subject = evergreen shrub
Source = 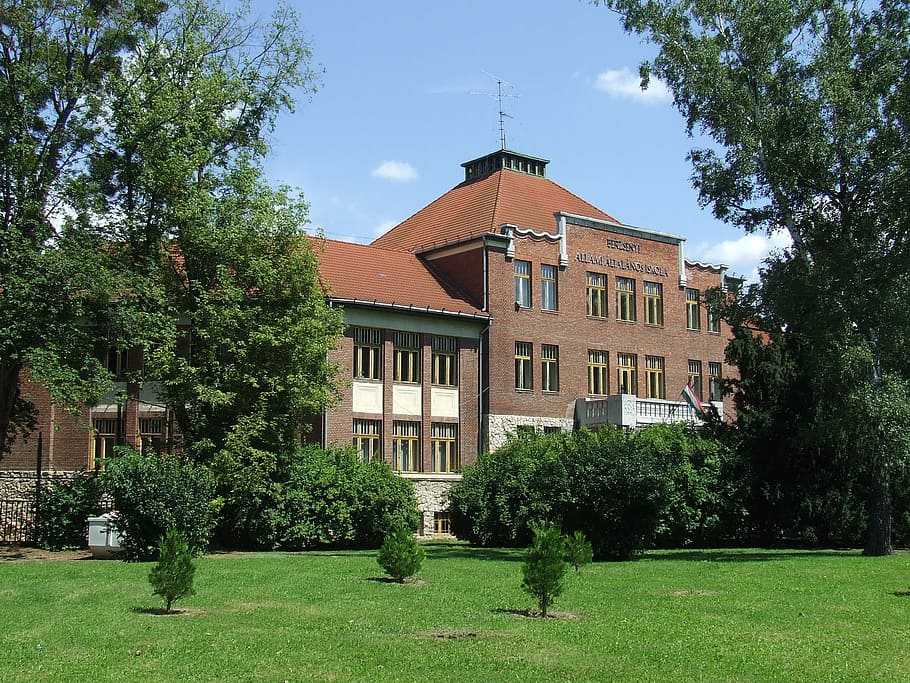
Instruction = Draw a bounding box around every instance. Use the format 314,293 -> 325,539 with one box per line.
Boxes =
34,471 -> 104,550
377,528 -> 424,582
521,524 -> 567,617
149,528 -> 196,613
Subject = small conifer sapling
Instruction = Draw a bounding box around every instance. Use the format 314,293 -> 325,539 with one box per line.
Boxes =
564,530 -> 594,572
149,528 -> 196,613
521,524 -> 567,617
377,528 -> 424,582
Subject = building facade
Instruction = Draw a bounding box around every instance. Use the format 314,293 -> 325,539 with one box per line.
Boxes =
2,148 -> 737,539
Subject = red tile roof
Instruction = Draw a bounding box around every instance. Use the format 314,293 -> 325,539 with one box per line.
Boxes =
371,168 -> 620,253
312,237 -> 487,318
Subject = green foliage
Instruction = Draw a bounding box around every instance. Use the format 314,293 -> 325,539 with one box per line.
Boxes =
376,528 -> 425,582
521,524 -> 568,617
450,427 -> 741,560
103,448 -> 216,560
217,444 -> 420,551
34,472 -> 104,551
148,528 -> 196,613
564,530 -> 593,572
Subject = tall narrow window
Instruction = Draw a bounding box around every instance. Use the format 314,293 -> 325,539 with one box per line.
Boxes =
514,260 -> 531,307
432,335 -> 457,386
91,418 -> 118,471
105,347 -> 128,378
393,331 -> 420,383
645,356 -> 665,399
540,264 -> 558,311
616,277 -> 636,322
586,272 -> 607,317
139,417 -> 165,455
686,288 -> 701,330
688,360 -> 703,400
434,511 -> 452,535
617,353 -> 638,395
353,327 -> 382,380
588,349 -> 609,396
353,419 -> 382,463
643,281 -> 664,326
392,421 -> 420,472
431,423 -> 458,472
515,341 -> 533,390
709,362 -> 724,402
708,307 -> 721,333
541,344 -> 559,392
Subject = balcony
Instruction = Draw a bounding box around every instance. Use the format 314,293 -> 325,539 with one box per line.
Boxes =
575,394 -> 719,430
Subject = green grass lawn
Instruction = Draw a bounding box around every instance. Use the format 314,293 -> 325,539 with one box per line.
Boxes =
2,544 -> 910,682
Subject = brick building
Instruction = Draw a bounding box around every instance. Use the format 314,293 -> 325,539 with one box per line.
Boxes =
2,147 -> 737,539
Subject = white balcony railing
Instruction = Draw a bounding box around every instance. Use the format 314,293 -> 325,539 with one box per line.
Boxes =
575,395 -> 720,429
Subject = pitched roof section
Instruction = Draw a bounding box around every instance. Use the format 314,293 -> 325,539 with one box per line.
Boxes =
371,167 -> 620,253
312,237 -> 487,318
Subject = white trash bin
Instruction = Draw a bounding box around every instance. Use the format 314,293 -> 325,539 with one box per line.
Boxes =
87,512 -> 124,559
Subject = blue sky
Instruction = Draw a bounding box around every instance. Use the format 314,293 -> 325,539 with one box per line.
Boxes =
251,0 -> 789,280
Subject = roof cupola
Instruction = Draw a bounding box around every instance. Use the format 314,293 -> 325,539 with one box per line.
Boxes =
461,149 -> 549,182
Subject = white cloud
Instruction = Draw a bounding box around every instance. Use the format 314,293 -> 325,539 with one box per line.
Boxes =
690,231 -> 792,283
593,67 -> 671,103
371,160 -> 418,183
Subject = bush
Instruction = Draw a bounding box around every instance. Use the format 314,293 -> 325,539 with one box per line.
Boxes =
563,530 -> 593,572
149,528 -> 196,613
377,528 -> 424,582
521,524 -> 567,617
103,448 -> 216,560
34,471 -> 104,550
274,444 -> 419,550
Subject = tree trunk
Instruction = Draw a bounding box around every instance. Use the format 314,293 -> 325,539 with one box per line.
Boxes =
863,472 -> 893,556
0,362 -> 23,458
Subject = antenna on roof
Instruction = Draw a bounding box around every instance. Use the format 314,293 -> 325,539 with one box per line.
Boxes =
470,72 -> 519,150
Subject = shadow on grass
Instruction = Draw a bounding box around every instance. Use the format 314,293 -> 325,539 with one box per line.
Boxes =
421,542 -> 524,562
645,549 -> 861,563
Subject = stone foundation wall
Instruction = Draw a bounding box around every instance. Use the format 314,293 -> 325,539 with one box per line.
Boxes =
406,475 -> 460,537
485,415 -> 573,453
0,470 -> 77,501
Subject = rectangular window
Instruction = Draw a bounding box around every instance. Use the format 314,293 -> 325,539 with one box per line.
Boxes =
431,423 -> 458,473
515,341 -> 533,390
708,307 -> 721,333
586,272 -> 607,318
541,344 -> 559,392
688,360 -> 703,400
643,281 -> 664,326
709,362 -> 723,402
645,356 -> 666,399
434,511 -> 452,535
105,347 -> 127,378
353,327 -> 382,380
588,349 -> 609,396
432,335 -> 457,386
139,417 -> 165,455
686,288 -> 701,330
392,421 -> 420,472
393,331 -> 420,383
617,353 -> 638,395
616,277 -> 636,322
91,418 -> 118,471
353,419 -> 382,463
514,259 -> 531,308
540,264 -> 558,311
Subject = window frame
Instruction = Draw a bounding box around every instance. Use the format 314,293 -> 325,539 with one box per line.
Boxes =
514,259 -> 532,308
616,277 -> 636,322
645,355 -> 666,399
686,288 -> 701,331
688,359 -> 703,400
353,327 -> 382,380
431,423 -> 458,473
709,362 -> 723,402
617,353 -> 638,395
91,418 -> 118,471
586,271 -> 608,318
392,421 -> 420,472
541,344 -> 559,393
540,264 -> 558,311
431,335 -> 458,386
515,341 -> 533,390
588,349 -> 609,396
353,419 -> 382,463
643,281 -> 664,326
393,331 -> 420,384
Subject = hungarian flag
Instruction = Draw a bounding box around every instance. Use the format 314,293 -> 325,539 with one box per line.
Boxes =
681,382 -> 705,415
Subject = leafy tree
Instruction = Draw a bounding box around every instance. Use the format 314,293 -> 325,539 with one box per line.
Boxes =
34,472 -> 104,551
149,528 -> 196,613
521,524 -> 568,617
599,0 -> 910,554
563,530 -> 593,573
376,528 -> 424,583
103,448 -> 216,560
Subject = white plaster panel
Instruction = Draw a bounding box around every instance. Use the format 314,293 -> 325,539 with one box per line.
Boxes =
430,387 -> 459,418
352,382 -> 383,414
392,385 -> 422,416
